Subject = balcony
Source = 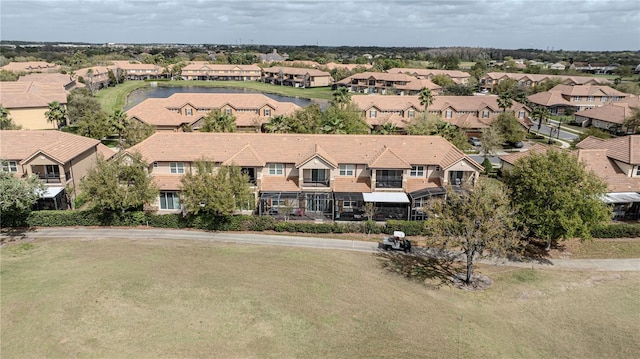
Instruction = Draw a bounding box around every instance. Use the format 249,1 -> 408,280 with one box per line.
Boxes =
38,174 -> 62,183
375,179 -> 402,189
302,177 -> 330,187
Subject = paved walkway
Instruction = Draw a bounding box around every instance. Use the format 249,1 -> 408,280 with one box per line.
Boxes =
2,227 -> 639,272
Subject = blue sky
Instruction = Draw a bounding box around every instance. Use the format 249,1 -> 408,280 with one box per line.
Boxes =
1,0 -> 639,50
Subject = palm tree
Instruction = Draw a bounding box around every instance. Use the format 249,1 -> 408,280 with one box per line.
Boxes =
45,101 -> 67,129
530,106 -> 551,135
263,115 -> 291,133
497,92 -> 513,113
373,122 -> 399,135
321,116 -> 347,134
110,109 -> 128,148
199,109 -> 236,133
623,107 -> 640,134
332,87 -> 351,109
418,88 -> 434,120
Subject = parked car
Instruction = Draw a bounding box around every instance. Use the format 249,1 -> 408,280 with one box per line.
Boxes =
468,137 -> 482,147
507,141 -> 524,148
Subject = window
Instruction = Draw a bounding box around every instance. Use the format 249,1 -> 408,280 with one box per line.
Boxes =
370,110 -> 377,118
1,160 -> 17,173
159,191 -> 181,210
636,166 -> 640,176
434,165 -> 441,172
482,110 -> 489,118
410,165 -> 425,177
170,162 -> 184,174
264,108 -> 271,117
225,108 -> 232,115
408,110 -> 415,118
587,96 -> 594,102
343,200 -> 357,209
601,96 -> 608,102
445,110 -> 452,118
339,164 -> 355,176
153,162 -> 158,168
518,110 -> 525,119
573,96 -> 582,102
185,108 -> 193,116
268,163 -> 284,175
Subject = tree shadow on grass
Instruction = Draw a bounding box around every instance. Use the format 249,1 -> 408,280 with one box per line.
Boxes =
507,238 -> 554,265
375,251 -> 465,290
0,227 -> 36,245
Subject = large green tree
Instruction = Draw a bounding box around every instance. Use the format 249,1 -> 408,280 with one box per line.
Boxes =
493,112 -> 525,144
287,104 -> 322,134
332,87 -> 351,109
530,106 -> 551,135
80,152 -> 158,213
426,180 -> 520,285
45,101 -> 67,129
503,149 -> 611,249
199,109 -> 236,133
623,107 -> 640,134
320,102 -> 369,134
0,170 -> 46,226
180,161 -> 253,216
263,115 -> 291,133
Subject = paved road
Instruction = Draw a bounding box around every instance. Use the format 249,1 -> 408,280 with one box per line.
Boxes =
531,122 -> 579,141
3,227 -> 639,272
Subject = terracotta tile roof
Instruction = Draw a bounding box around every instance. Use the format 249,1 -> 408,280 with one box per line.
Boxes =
96,144 -> 116,160
261,176 -> 300,192
0,81 -> 67,108
17,73 -> 75,86
333,177 -> 371,192
126,93 -> 301,129
153,175 -> 183,191
548,84 -> 628,97
223,144 -> 265,167
369,146 -> 411,169
499,143 -> 551,166
181,63 -> 261,72
406,178 -> 442,193
296,144 -> 338,168
75,66 -> 110,78
127,133 -> 483,172
263,66 -> 331,77
485,72 -> 611,85
577,135 -> 640,164
577,149 -> 640,192
387,68 -> 470,80
0,130 -> 100,164
1,61 -> 60,73
528,91 -> 571,107
337,72 -> 441,91
575,100 -> 640,125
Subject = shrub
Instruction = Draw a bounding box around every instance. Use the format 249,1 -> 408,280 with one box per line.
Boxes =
385,220 -> 428,236
591,224 -> 640,238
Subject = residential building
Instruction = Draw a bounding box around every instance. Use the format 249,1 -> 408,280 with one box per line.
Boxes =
0,61 -> 60,73
0,130 -> 115,210
127,132 -> 483,221
17,73 -> 78,90
108,60 -> 163,80
180,63 -> 262,81
262,67 -> 332,88
528,84 -> 630,114
336,72 -> 442,95
126,93 -> 301,132
351,95 -> 531,135
479,72 -> 611,92
0,81 -> 68,129
569,62 -> 618,74
574,97 -> 639,133
386,68 -> 471,85
500,136 -> 640,220
258,49 -> 289,63
75,66 -> 111,91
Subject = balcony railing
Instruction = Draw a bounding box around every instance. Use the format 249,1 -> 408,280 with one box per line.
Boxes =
302,178 -> 330,187
375,179 -> 402,189
38,175 -> 62,183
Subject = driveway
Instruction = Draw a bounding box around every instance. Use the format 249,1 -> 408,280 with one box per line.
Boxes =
3,227 -> 639,272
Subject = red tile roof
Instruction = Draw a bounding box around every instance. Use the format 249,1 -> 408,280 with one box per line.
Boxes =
0,130 -> 100,164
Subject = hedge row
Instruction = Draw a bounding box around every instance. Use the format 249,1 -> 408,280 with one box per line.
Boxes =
19,210 -> 640,239
590,224 -> 640,238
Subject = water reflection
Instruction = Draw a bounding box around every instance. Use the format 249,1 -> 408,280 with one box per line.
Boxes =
125,85 -> 326,110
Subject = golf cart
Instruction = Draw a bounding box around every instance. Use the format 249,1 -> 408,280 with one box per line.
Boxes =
379,231 -> 412,253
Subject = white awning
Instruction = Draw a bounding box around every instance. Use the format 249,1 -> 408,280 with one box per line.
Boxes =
362,192 -> 410,203
600,192 -> 640,204
38,187 -> 65,199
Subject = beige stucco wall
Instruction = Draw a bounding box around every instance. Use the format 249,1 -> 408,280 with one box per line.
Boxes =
8,107 -> 56,130
150,161 -> 195,175
66,147 -> 100,189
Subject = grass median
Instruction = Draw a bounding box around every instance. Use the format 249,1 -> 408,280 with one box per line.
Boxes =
2,237 -> 638,358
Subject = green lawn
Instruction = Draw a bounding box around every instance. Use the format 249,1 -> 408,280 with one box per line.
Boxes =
2,237 -> 638,358
94,80 -> 334,113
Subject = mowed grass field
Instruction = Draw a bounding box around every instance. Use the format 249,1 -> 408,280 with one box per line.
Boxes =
2,237 -> 639,359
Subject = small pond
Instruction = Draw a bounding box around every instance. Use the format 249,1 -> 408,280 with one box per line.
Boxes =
125,85 -> 326,110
